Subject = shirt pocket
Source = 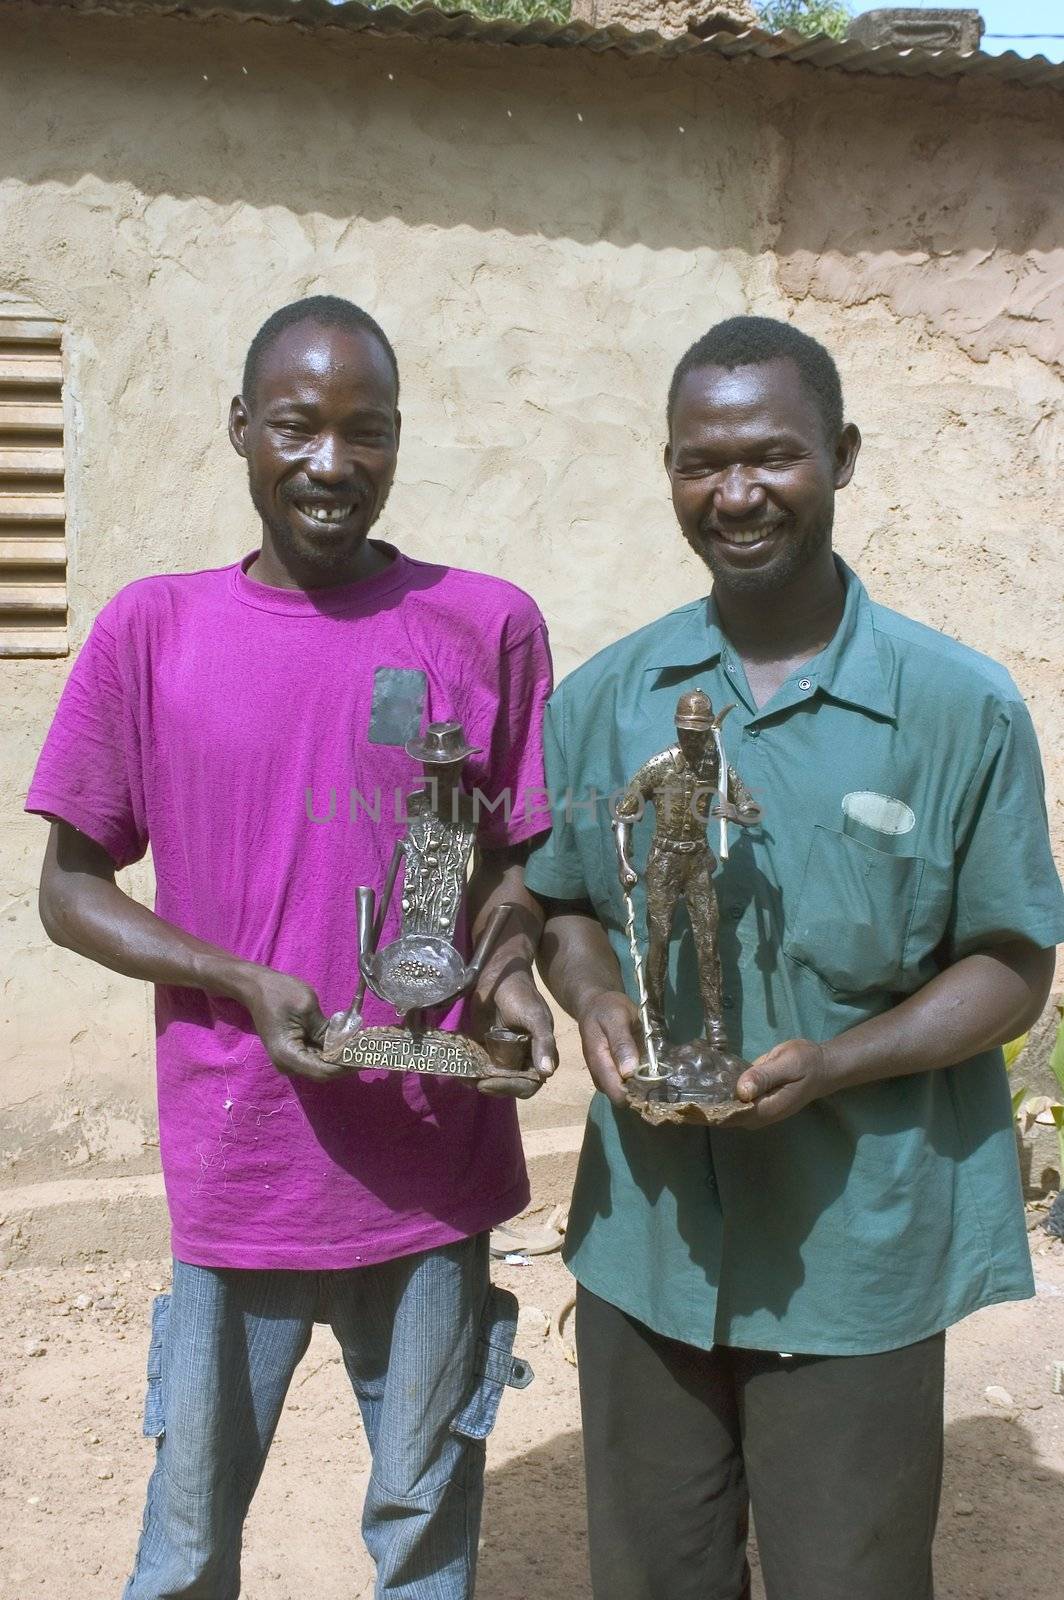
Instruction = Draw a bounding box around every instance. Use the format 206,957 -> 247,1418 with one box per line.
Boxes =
784,825 -> 926,997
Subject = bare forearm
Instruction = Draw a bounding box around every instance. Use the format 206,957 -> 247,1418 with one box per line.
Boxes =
39,821 -> 259,1003
735,939 -> 1055,1126
534,898 -> 643,1103
43,869 -> 258,1003
467,843 -> 544,983
39,820 -> 340,1082
822,941 -> 1055,1093
537,902 -> 626,1019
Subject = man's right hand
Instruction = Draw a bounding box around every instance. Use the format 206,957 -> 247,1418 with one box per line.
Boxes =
238,968 -> 343,1083
578,990 -> 644,1105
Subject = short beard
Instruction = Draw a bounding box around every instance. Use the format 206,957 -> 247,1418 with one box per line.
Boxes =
249,475 -> 389,580
688,512 -> 833,596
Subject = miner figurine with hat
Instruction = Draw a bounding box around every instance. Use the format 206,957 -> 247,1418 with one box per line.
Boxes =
613,688 -> 761,1054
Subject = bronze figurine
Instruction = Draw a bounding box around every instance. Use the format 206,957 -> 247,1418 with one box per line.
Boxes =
613,689 -> 762,1113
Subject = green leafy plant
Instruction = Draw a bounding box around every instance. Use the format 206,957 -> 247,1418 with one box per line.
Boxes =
755,1 -> 852,40
1004,1031 -> 1030,1114
1007,1004 -> 1064,1183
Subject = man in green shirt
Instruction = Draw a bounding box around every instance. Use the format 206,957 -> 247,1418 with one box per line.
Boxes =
525,317 -> 1064,1600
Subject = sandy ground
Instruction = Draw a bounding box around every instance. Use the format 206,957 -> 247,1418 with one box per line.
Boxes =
1,1214 -> 1062,1600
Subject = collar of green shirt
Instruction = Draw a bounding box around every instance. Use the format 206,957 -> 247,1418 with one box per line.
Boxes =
644,558 -> 896,725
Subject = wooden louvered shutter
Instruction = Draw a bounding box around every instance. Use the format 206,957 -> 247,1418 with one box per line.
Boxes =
0,315 -> 67,656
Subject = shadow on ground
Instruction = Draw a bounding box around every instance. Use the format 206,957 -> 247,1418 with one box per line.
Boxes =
479,1429 -> 590,1600
937,1413 -> 1064,1600
475,1411 -> 1064,1600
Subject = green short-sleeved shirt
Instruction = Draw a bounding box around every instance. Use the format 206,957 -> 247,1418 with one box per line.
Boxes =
525,562 -> 1064,1356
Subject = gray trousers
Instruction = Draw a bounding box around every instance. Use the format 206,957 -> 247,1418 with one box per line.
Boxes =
577,1285 -> 943,1600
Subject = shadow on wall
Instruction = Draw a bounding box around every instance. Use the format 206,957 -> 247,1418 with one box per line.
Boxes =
4,7 -> 1062,260
2,8 -> 762,256
478,1415 -> 1064,1600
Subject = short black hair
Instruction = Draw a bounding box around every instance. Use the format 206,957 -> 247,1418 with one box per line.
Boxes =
667,316 -> 843,440
242,295 -> 399,406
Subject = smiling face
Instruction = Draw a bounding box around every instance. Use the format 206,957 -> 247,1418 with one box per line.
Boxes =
229,319 -> 400,586
666,357 -> 860,596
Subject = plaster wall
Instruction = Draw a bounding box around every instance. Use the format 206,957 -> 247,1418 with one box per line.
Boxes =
1,6 -> 1061,1192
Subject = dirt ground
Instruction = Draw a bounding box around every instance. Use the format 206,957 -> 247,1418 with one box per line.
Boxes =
1,1215 -> 1063,1600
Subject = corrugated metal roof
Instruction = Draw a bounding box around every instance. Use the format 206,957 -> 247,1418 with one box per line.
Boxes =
27,0 -> 1064,92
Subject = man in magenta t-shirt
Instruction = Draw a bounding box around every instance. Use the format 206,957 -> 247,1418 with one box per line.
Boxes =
27,297 -> 557,1599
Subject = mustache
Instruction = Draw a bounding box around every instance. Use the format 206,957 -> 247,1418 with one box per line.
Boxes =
699,515 -> 787,537
282,482 -> 367,505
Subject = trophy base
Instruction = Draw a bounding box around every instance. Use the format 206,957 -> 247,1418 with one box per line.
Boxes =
320,1024 -> 542,1099
626,1039 -> 755,1128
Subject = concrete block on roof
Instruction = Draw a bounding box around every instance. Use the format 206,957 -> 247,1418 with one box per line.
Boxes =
569,0 -> 759,38
848,8 -> 985,54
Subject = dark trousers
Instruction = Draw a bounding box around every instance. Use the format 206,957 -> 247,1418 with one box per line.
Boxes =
577,1285 -> 944,1600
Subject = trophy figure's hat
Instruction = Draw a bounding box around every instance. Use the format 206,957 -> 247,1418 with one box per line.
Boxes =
405,721 -> 482,765
674,689 -> 714,731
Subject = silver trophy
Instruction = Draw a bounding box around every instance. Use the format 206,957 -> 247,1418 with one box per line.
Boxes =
321,722 -> 540,1097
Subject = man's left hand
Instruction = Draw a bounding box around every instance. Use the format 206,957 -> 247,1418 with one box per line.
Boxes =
474,966 -> 558,1089
734,1038 -> 833,1127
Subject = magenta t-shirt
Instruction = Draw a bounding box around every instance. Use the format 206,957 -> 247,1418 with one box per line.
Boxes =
27,546 -> 553,1270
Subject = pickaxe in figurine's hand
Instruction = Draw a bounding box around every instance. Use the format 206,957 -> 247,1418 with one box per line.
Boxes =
707,703 -> 766,857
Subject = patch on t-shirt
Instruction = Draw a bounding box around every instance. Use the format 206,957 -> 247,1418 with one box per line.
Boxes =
368,667 -> 427,746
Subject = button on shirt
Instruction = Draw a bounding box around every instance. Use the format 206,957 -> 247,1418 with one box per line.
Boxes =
525,562 -> 1064,1356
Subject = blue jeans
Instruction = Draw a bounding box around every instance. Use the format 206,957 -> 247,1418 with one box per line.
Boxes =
123,1234 -> 531,1599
